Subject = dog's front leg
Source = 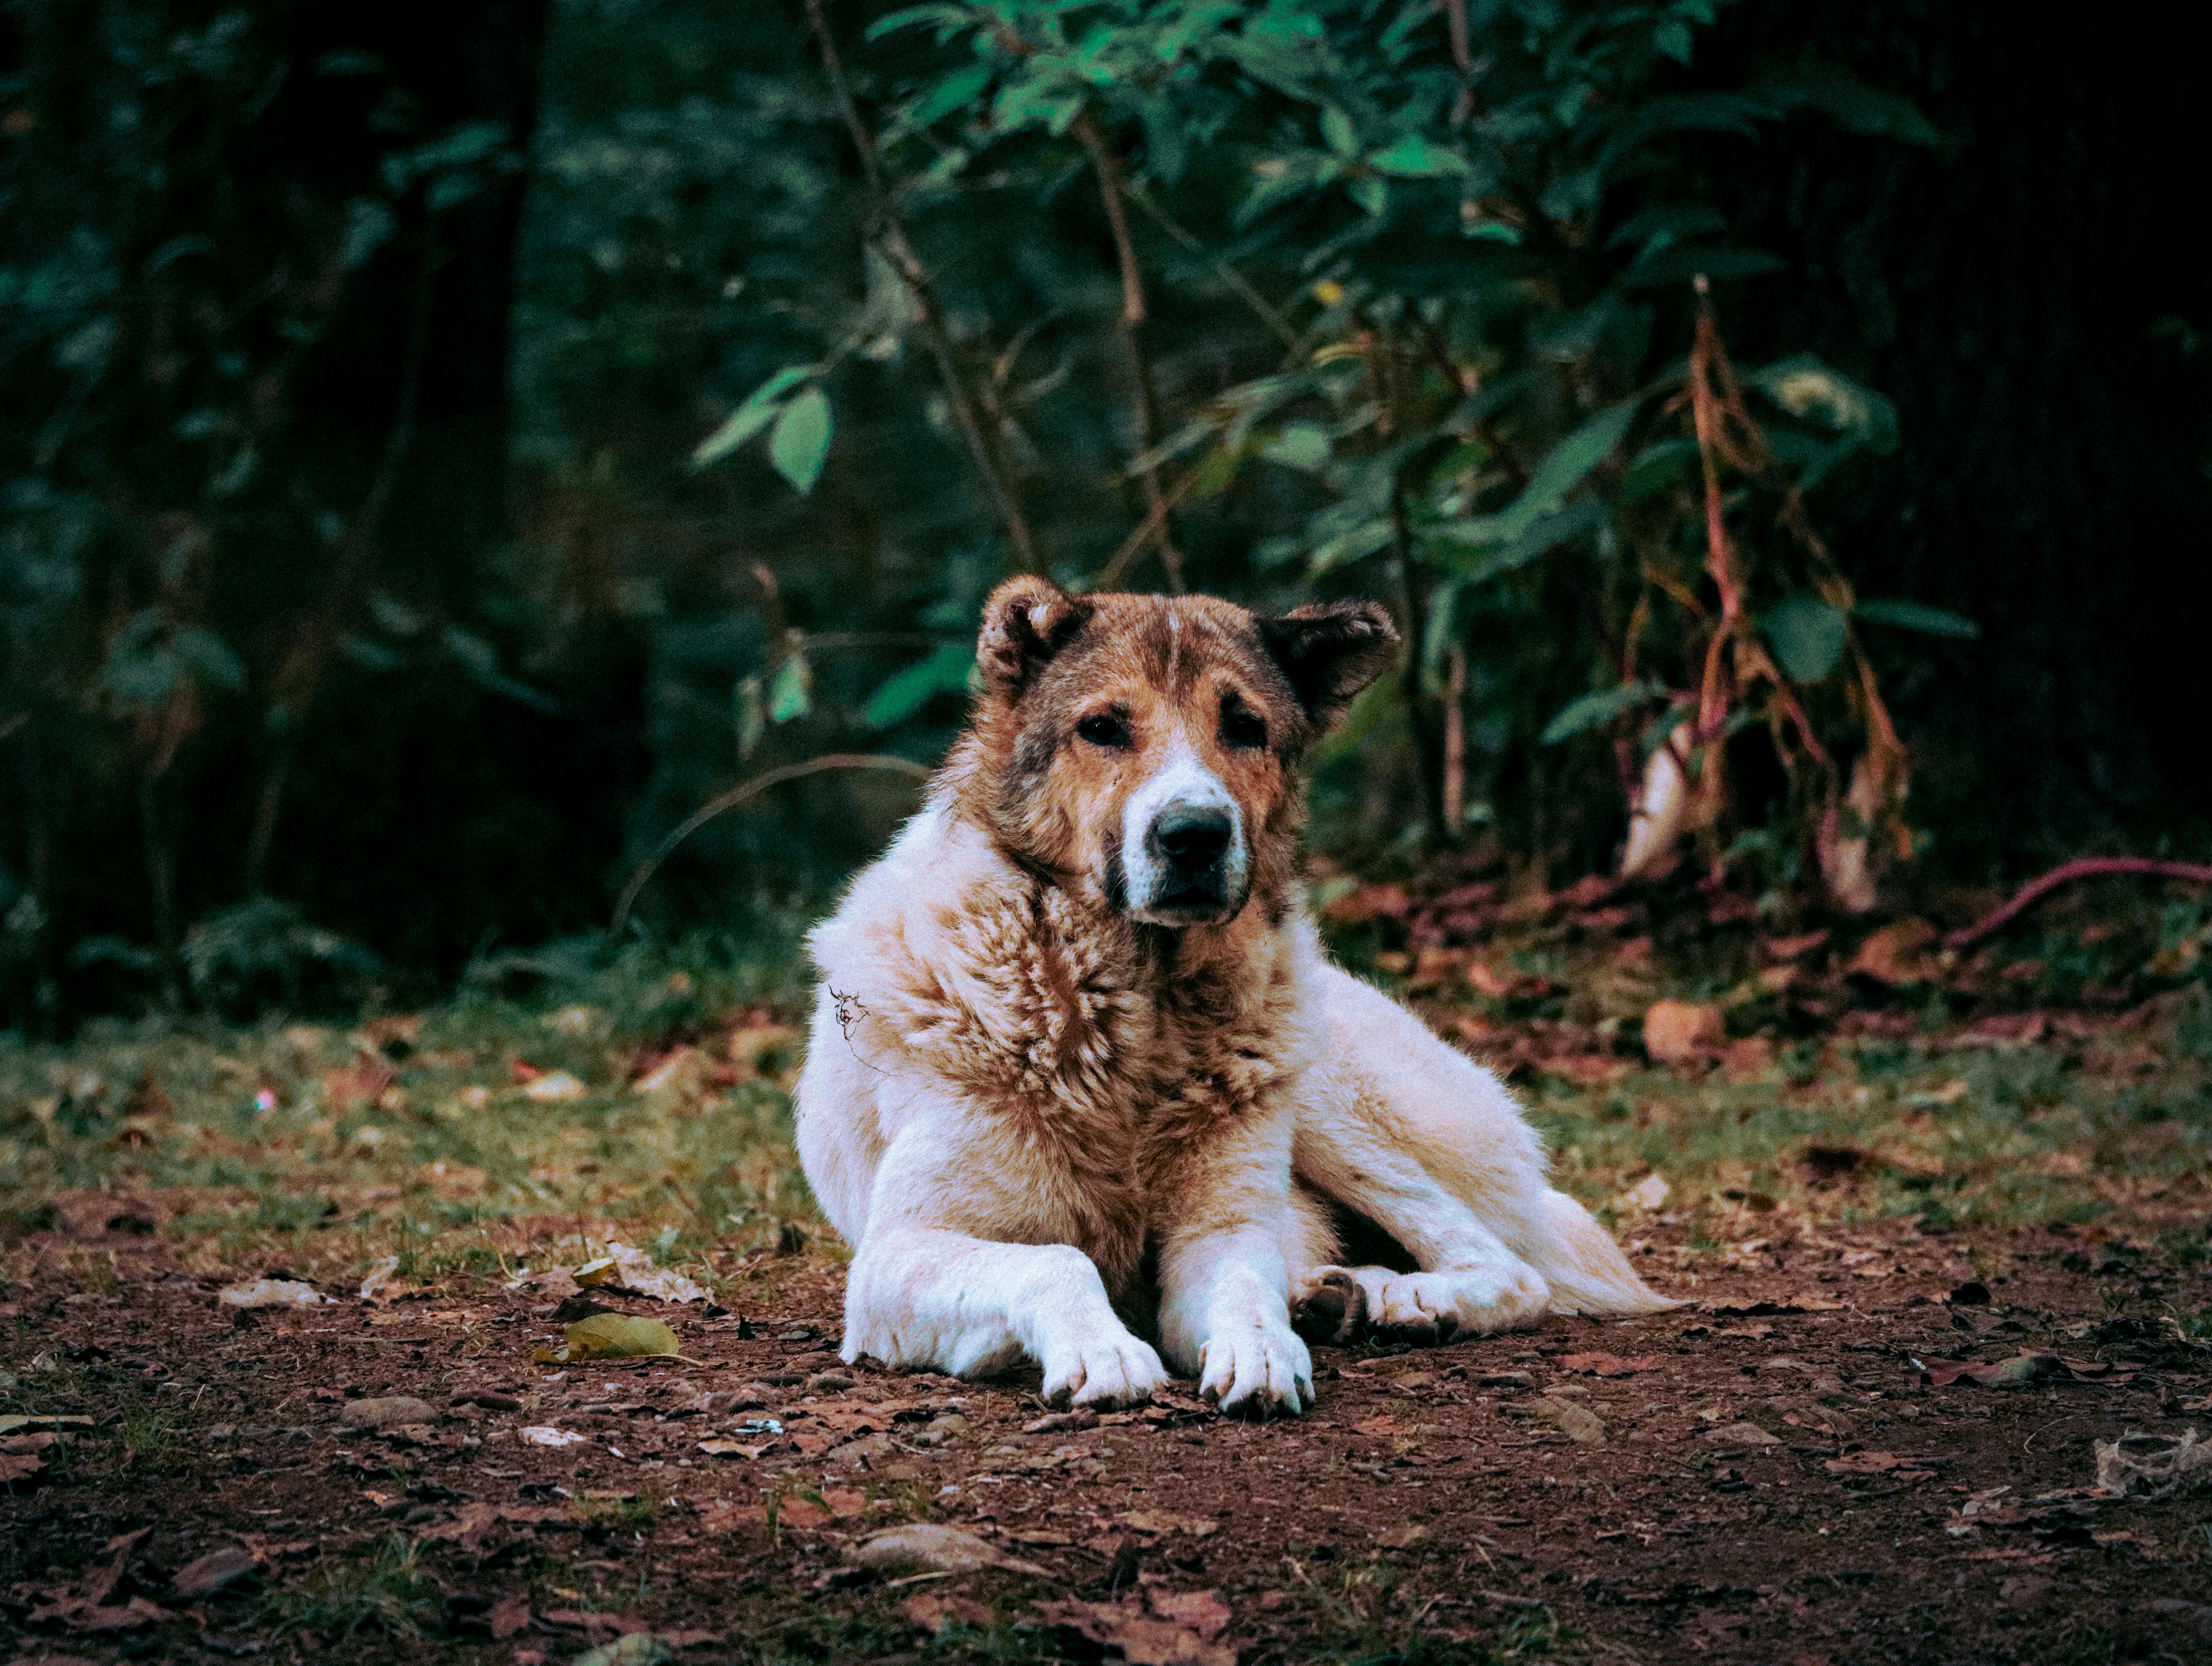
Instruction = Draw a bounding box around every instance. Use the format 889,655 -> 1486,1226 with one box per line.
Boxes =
1153,1112 -> 1313,1417
842,1120 -> 1166,1408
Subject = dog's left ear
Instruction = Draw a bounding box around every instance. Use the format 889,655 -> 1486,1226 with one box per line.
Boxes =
1259,601 -> 1400,729
977,574 -> 1093,697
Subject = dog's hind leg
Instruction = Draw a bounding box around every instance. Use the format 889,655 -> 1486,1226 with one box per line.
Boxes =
844,1223 -> 1166,1407
1287,960 -> 1672,1339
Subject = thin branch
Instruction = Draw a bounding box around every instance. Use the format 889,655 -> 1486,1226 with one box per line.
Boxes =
1389,476 -> 1451,847
1946,857 -> 2212,951
1124,185 -> 1301,353
1087,464 -> 1204,591
803,0 -> 1041,571
610,752 -> 932,934
247,228 -> 442,895
1075,111 -> 1185,593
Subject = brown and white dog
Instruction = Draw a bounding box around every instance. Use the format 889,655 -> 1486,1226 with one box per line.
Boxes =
795,577 -> 1673,1416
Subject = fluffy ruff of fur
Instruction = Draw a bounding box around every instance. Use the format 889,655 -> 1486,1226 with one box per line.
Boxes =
795,582 -> 1674,1417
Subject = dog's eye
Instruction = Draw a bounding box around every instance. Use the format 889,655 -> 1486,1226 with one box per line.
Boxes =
1220,704 -> 1268,750
1076,712 -> 1131,749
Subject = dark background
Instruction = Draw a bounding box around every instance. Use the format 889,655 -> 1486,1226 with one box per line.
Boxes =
1,0 -> 2205,1029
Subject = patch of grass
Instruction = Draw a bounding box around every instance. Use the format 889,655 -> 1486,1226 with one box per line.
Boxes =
115,1404 -> 184,1470
0,932 -> 815,1291
5,923 -> 2207,1299
1273,1550 -> 1566,1666
264,1534 -> 438,1642
579,1488 -> 663,1534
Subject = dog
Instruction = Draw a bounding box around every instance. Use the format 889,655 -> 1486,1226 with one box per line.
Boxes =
795,577 -> 1673,1416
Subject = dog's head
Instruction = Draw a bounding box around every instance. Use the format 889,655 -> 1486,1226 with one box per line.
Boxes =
955,577 -> 1398,928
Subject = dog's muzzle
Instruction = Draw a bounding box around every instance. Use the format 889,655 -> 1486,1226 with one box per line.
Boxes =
1122,747 -> 1250,926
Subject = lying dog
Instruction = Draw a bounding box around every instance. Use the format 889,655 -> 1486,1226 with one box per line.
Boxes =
796,578 -> 1673,1416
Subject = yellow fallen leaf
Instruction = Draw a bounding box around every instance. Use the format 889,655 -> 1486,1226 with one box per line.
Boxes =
535,1312 -> 680,1364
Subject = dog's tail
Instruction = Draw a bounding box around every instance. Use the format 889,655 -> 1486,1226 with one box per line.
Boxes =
1537,1188 -> 1681,1316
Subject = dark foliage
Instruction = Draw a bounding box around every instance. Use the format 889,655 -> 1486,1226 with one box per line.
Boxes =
2,0 -> 2206,1028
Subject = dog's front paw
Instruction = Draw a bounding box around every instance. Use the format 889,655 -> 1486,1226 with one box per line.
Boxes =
1197,1319 -> 1312,1418
1040,1327 -> 1168,1410
1291,1266 -> 1368,1346
1371,1264 -> 1548,1341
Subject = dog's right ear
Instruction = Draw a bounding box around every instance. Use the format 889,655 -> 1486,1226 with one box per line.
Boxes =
977,575 -> 1092,696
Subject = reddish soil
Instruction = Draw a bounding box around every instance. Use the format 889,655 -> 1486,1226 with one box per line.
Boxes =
4,1219 -> 2209,1666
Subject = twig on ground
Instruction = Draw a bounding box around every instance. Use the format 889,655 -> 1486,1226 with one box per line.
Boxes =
1946,856 -> 2212,950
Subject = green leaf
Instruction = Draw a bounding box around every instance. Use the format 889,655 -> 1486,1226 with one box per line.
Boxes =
1367,134 -> 1469,178
1542,681 -> 1663,745
1763,594 -> 1849,683
1424,399 -> 1636,562
1853,598 -> 1978,639
692,366 -> 817,470
1749,354 -> 1899,453
1347,177 -> 1388,217
1261,423 -> 1332,472
768,653 -> 813,723
1756,61 -> 1940,146
1429,498 -> 1607,583
910,64 -> 992,126
865,5 -> 970,41
1616,438 -> 1700,502
1518,401 -> 1639,516
170,626 -> 245,693
1320,106 -> 1358,157
864,641 -> 975,728
769,388 -> 833,494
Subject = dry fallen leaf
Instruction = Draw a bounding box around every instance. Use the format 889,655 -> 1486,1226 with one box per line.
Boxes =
489,1595 -> 532,1641
905,1592 -> 996,1637
845,1523 -> 1047,1577
1919,1353 -> 2134,1389
518,1426 -> 589,1448
217,1278 -> 329,1310
1116,1509 -> 1221,1539
1643,999 -> 1724,1064
1848,917 -> 1939,985
338,1395 -> 438,1430
1533,1397 -> 1607,1445
171,1546 -> 259,1599
1557,1352 -> 1657,1378
573,1634 -> 674,1666
1620,1173 -> 1671,1213
2094,1429 -> 2209,1499
522,1069 -> 588,1103
1033,1590 -> 1235,1666
0,1414 -> 95,1435
1825,1451 -> 1934,1479
574,1242 -> 708,1305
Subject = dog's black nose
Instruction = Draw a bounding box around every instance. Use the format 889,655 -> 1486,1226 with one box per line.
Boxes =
1151,805 -> 1233,870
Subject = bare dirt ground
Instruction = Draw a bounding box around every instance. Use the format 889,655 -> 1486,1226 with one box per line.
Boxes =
7,875 -> 2212,1664
4,1214 -> 2209,1666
